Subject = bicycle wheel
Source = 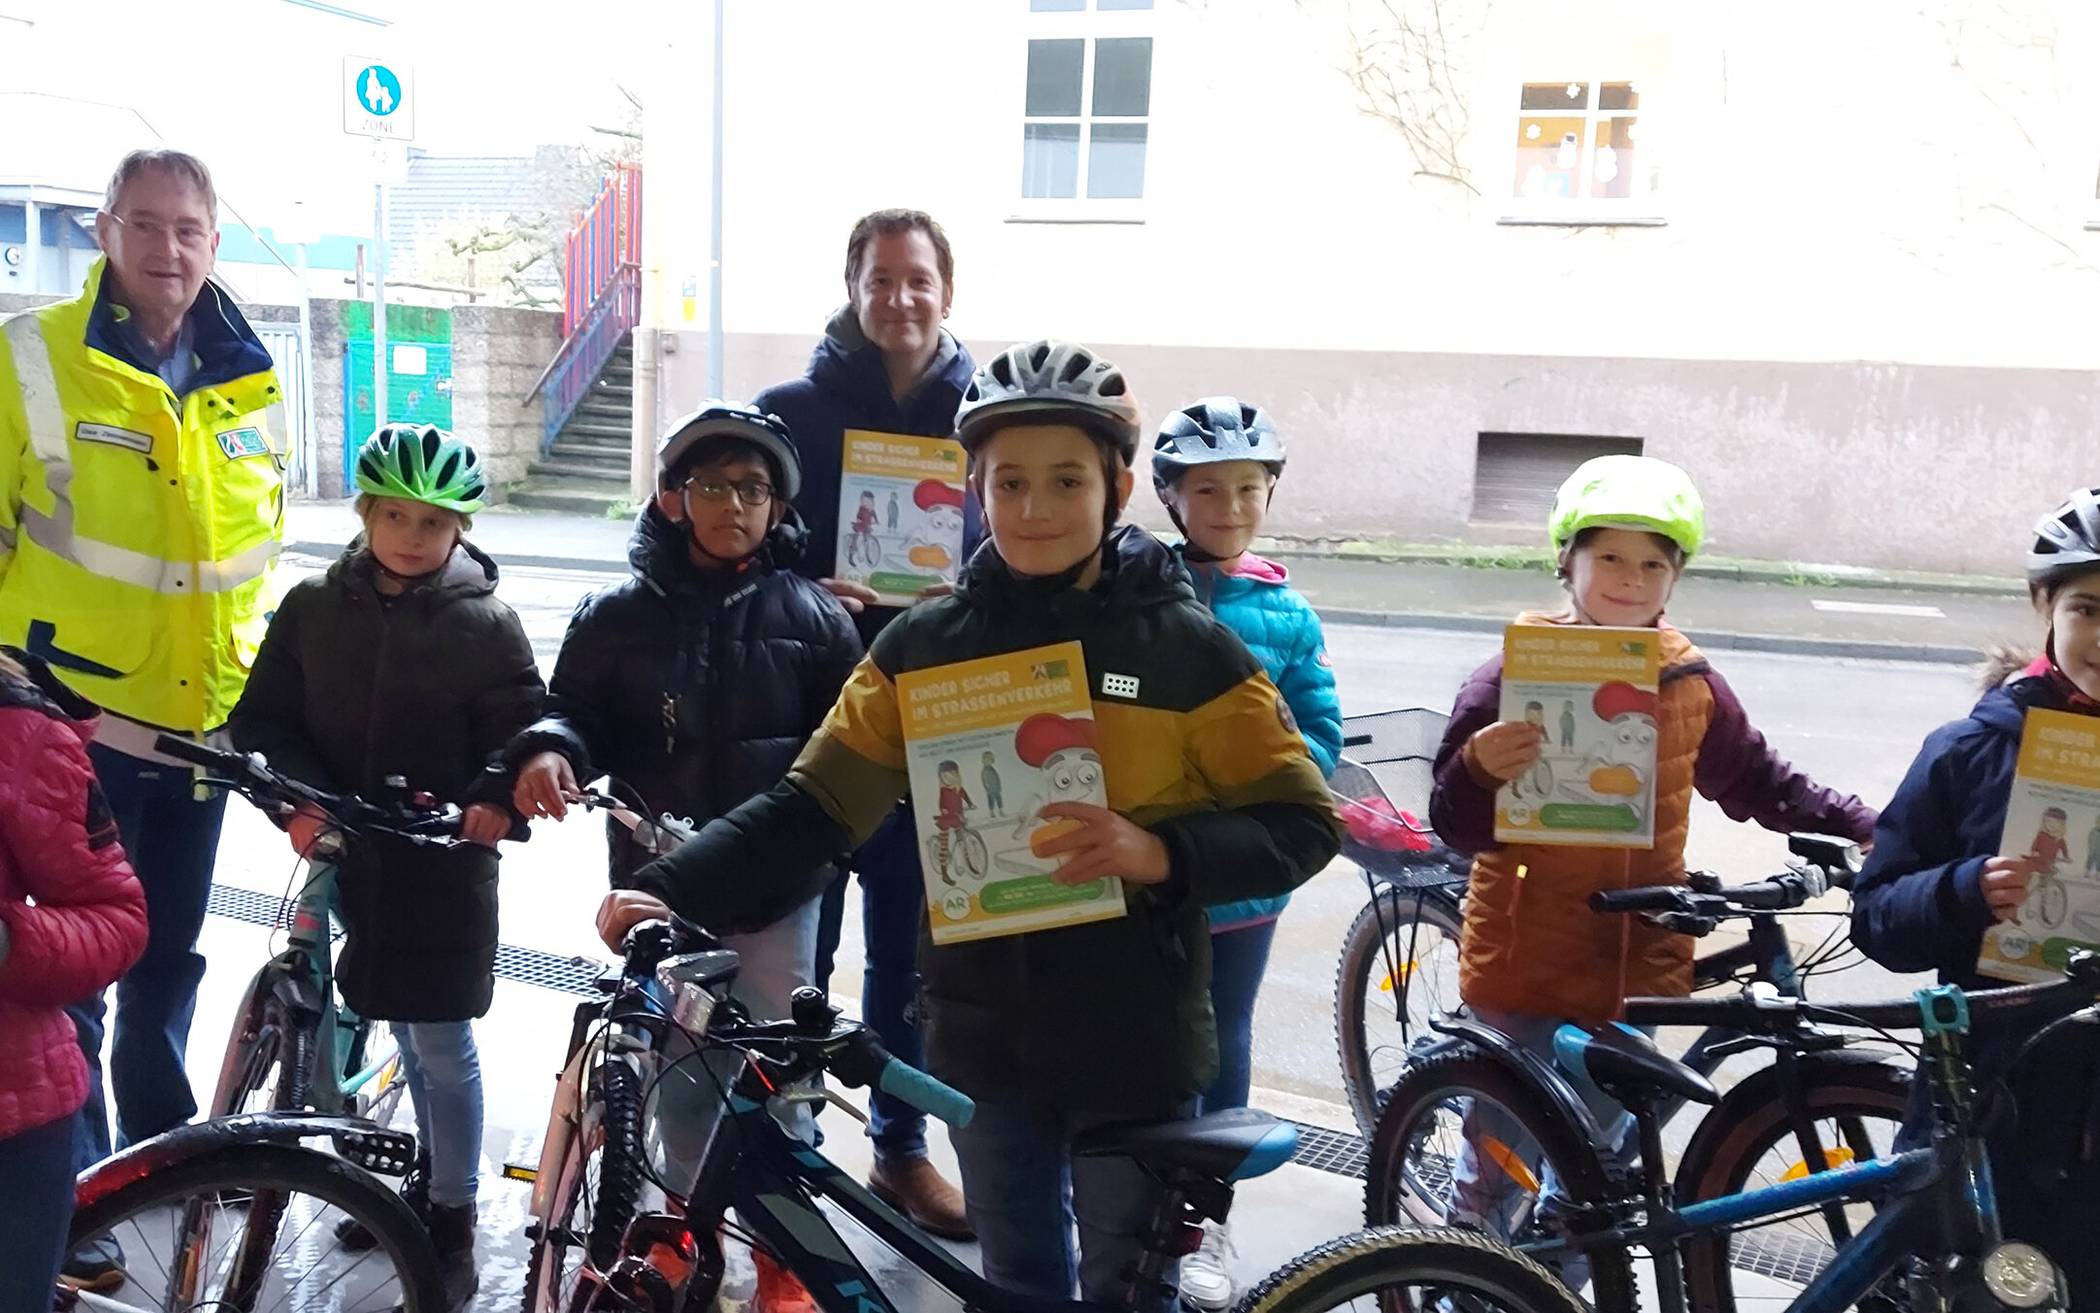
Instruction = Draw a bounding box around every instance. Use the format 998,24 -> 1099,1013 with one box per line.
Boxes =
1235,1226 -> 1589,1313
1335,885 -> 1465,1136
960,829 -> 988,877
1364,1049 -> 1635,1311
1677,1058 -> 1910,1313
524,1059 -> 648,1312
214,986 -> 313,1117
70,1141 -> 443,1313
2040,879 -> 2068,929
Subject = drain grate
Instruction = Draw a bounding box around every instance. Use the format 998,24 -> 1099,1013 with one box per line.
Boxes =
1285,1120 -> 1369,1180
207,883 -> 1371,1178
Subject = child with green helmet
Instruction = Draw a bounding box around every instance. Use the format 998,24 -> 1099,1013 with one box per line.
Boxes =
226,423 -> 543,1305
1425,454 -> 1876,1281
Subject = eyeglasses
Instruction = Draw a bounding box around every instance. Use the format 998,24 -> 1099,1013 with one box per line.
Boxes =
683,477 -> 775,508
103,210 -> 214,251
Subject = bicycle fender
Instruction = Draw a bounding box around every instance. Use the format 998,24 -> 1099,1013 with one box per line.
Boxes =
76,1113 -> 417,1208
1673,1052 -> 1911,1199
1432,1016 -> 1614,1148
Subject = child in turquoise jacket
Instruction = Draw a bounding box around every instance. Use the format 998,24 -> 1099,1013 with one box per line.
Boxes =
1151,396 -> 1341,1311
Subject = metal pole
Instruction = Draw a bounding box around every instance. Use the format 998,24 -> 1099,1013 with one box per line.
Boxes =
707,0 -> 725,399
295,242 -> 318,498
21,197 -> 39,296
373,176 -> 389,437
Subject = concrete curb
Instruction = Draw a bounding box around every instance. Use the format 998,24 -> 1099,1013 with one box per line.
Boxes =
288,542 -> 1986,668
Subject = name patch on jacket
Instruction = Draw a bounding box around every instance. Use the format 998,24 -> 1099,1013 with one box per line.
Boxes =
76,422 -> 153,453
215,427 -> 270,460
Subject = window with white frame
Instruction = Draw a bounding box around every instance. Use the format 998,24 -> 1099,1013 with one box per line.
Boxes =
1021,0 -> 1153,206
1508,79 -> 1660,217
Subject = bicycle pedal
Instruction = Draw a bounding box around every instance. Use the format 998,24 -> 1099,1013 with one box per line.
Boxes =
331,1125 -> 417,1175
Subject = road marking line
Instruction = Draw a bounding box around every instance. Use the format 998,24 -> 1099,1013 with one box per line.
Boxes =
1810,599 -> 1945,619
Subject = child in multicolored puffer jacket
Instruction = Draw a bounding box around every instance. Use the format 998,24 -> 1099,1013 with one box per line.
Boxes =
1150,396 -> 1342,1312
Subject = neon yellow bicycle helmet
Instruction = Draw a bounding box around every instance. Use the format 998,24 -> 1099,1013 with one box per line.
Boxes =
1548,454 -> 1705,559
355,424 -> 488,514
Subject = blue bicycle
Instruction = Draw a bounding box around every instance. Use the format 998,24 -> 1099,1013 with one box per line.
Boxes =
1460,952 -> 2098,1313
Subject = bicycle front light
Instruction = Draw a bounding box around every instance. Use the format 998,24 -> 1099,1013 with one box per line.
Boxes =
1981,1242 -> 2062,1310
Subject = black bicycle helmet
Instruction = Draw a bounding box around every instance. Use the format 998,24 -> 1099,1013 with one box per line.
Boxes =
656,400 -> 803,500
2028,486 -> 2100,591
1151,397 -> 1286,492
953,340 -> 1141,464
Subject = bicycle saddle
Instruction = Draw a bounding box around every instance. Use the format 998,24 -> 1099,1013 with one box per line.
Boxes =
1554,1022 -> 1719,1107
1072,1107 -> 1299,1183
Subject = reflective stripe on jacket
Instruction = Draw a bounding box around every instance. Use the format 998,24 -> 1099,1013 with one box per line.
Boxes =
0,258 -> 285,731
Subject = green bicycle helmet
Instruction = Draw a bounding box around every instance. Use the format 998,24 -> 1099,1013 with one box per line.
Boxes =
1548,454 -> 1706,559
355,424 -> 488,514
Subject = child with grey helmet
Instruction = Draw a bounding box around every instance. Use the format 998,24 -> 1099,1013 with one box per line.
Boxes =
504,401 -> 862,1311
1151,397 -> 1341,1310
227,424 -> 545,1305
593,342 -> 1341,1312
1851,486 -> 2100,1310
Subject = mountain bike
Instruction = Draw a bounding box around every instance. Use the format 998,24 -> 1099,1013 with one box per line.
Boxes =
527,913 -> 1592,1313
1443,953 -> 2098,1313
1364,834 -> 1910,1312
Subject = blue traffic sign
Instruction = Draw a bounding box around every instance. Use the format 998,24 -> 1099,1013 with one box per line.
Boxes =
356,64 -> 402,117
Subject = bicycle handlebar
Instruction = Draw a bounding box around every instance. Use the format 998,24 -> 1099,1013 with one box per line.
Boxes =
1590,866 -> 1829,923
1624,952 -> 2100,1032
154,734 -> 461,844
876,1056 -> 976,1128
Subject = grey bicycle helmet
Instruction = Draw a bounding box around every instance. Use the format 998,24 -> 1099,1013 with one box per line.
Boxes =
657,400 -> 802,500
954,340 -> 1141,464
2028,486 -> 2100,590
1151,397 -> 1286,492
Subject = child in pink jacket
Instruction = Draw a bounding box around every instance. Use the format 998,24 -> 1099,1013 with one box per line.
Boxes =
0,647 -> 147,1306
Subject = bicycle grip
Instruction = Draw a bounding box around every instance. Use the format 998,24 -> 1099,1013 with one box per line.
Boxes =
1590,887 -> 1686,915
877,1058 -> 975,1129
152,734 -> 251,775
1621,995 -> 1746,1027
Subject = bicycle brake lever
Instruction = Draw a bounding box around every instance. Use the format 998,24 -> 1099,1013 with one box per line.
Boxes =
780,1086 -> 872,1128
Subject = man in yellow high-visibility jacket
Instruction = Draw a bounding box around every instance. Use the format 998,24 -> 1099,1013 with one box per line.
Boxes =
0,149 -> 284,1290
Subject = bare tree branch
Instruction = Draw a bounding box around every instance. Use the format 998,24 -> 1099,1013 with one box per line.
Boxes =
1337,0 -> 1482,195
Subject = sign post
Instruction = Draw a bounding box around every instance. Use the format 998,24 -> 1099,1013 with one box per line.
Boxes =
344,57 -> 414,440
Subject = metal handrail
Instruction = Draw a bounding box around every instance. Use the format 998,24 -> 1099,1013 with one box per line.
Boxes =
523,262 -> 638,406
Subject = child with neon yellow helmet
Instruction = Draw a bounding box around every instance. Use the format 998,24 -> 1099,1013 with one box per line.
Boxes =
1425,454 -> 1876,1280
227,422 -> 540,1303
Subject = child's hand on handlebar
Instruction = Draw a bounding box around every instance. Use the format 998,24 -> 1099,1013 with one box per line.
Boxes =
1466,720 -> 1547,783
1979,855 -> 2036,922
597,890 -> 673,952
515,752 -> 580,821
460,803 -> 513,847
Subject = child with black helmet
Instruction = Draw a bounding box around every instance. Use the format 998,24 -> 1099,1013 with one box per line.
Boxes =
504,401 -> 863,1309
1151,396 -> 1342,1310
1852,487 -> 2100,1308
596,342 -> 1341,1310
227,423 -> 545,1304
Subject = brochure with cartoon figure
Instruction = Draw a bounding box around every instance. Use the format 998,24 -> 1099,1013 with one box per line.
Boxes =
1979,707 -> 2100,982
837,429 -> 969,606
1494,624 -> 1663,848
895,640 -> 1127,945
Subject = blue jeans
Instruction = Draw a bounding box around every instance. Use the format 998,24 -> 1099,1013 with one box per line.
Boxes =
1198,919 -> 1278,1114
951,1100 -> 1185,1311
0,1111 -> 78,1310
69,743 -> 228,1166
392,1021 -> 483,1207
1451,1006 -> 1640,1288
655,895 -> 822,1190
817,807 -> 931,1165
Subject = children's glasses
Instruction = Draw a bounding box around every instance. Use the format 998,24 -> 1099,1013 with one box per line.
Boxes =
684,477 -> 775,508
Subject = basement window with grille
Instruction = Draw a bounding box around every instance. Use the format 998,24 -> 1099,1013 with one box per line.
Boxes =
1470,432 -> 1643,526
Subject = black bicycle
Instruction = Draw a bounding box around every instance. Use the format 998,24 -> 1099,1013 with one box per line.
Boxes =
1365,834 -> 1911,1313
528,912 -> 1596,1313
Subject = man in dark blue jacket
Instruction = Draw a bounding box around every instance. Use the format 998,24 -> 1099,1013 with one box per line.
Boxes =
753,209 -> 976,1237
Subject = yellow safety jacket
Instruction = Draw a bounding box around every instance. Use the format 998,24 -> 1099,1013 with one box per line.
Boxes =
0,258 -> 286,733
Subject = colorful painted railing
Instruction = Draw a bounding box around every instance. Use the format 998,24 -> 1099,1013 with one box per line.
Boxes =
528,163 -> 642,451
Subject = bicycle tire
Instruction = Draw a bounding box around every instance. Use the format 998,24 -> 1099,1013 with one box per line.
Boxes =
523,1058 -> 648,1312
1233,1225 -> 1590,1313
69,1141 -> 444,1313
1364,1048 -> 1636,1312
1335,885 -> 1465,1136
1677,1058 -> 1911,1313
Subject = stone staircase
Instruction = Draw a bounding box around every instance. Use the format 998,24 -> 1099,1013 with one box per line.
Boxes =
509,338 -> 634,515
